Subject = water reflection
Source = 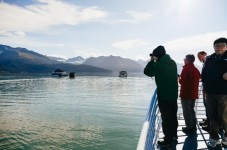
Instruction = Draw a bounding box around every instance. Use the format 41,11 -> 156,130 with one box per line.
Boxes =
182,132 -> 198,150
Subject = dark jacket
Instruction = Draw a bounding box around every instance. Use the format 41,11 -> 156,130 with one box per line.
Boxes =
202,51 -> 227,95
144,54 -> 178,101
179,63 -> 200,99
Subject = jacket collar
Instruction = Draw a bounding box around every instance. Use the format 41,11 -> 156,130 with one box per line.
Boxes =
157,54 -> 171,62
183,63 -> 194,68
210,50 -> 227,59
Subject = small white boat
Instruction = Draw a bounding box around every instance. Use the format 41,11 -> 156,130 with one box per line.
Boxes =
52,69 -> 68,77
119,71 -> 127,77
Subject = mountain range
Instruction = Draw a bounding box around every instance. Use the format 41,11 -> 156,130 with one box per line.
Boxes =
49,55 -> 145,73
49,56 -> 186,74
83,55 -> 143,72
0,44 -> 111,74
0,44 -> 188,74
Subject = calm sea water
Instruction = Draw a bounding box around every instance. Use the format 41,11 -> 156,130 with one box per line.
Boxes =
0,75 -> 156,150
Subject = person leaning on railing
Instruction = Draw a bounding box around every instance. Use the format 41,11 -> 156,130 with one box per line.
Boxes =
144,45 -> 178,149
202,37 -> 227,148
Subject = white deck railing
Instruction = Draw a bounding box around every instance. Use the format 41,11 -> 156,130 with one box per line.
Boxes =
137,89 -> 161,150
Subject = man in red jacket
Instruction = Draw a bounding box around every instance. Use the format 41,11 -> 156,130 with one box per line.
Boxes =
179,54 -> 200,134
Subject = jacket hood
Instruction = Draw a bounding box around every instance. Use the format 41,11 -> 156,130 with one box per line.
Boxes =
157,54 -> 172,62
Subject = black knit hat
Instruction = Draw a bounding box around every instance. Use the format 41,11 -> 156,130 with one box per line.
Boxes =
152,45 -> 166,58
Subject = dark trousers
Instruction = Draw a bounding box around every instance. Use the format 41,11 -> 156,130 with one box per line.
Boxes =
181,99 -> 197,128
158,100 -> 178,143
206,94 -> 227,139
203,90 -> 209,123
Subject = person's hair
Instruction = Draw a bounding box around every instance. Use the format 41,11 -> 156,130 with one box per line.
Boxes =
197,51 -> 207,56
185,54 -> 195,63
213,37 -> 227,45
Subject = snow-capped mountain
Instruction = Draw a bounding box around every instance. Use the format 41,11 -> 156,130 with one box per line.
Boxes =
48,56 -> 66,62
65,56 -> 85,64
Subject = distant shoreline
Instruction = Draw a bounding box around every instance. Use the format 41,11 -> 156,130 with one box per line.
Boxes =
0,72 -> 145,80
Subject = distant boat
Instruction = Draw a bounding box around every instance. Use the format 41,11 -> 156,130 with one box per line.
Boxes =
119,71 -> 127,77
52,69 -> 68,77
69,72 -> 76,78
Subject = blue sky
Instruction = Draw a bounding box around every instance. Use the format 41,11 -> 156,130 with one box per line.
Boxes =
0,0 -> 227,65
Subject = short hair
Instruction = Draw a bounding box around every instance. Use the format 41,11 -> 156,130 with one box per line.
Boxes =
185,54 -> 195,63
197,51 -> 207,56
213,37 -> 227,45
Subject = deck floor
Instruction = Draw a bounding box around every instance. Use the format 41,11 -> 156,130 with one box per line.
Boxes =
156,97 -> 226,150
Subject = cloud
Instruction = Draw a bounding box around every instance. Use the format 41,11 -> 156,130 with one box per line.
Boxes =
72,48 -> 113,58
0,0 -> 108,33
0,31 -> 26,37
14,31 -> 26,37
164,31 -> 227,52
0,34 -> 64,51
162,0 -> 192,16
135,54 -> 147,61
116,11 -> 153,23
112,39 -> 151,50
162,30 -> 227,64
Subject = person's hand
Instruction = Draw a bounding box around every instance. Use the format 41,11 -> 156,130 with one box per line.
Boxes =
149,54 -> 154,61
223,72 -> 227,80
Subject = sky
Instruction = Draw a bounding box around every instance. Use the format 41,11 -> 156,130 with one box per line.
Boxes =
0,0 -> 227,66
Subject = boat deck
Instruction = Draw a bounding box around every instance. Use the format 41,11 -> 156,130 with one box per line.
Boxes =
137,86 -> 226,150
158,98 -> 214,150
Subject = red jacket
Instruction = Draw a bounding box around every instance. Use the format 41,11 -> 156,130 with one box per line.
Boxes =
179,63 -> 200,99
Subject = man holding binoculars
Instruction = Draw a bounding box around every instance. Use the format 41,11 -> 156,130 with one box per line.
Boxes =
144,45 -> 178,149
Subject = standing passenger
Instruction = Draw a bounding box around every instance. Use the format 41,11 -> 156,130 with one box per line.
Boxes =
202,37 -> 227,148
144,45 -> 178,149
179,54 -> 200,134
197,51 -> 210,132
197,51 -> 207,63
